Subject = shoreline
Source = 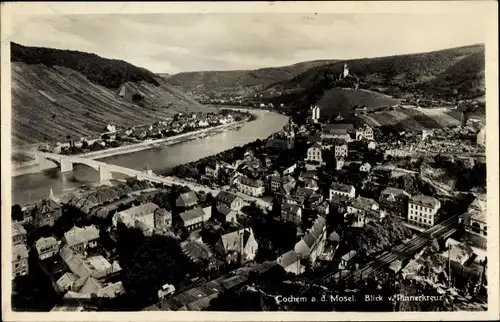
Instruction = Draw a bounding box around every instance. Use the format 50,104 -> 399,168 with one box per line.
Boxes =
12,113 -> 256,178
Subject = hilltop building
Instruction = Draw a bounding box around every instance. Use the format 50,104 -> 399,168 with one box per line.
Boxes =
342,63 -> 349,78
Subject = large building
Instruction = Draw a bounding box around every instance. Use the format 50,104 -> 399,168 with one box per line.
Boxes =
63,225 -> 100,254
12,222 -> 27,246
321,123 -> 353,141
178,206 -> 212,231
281,203 -> 302,225
235,176 -> 265,197
276,250 -> 304,275
355,124 -> 374,141
330,182 -> 356,200
459,195 -> 487,249
216,228 -> 258,264
294,216 -> 327,264
347,197 -> 381,227
35,236 -> 59,260
407,195 -> 441,228
12,243 -> 29,278
477,126 -> 486,147
333,142 -> 348,158
215,191 -> 243,211
306,142 -> 323,164
379,187 -> 411,217
112,202 -> 160,230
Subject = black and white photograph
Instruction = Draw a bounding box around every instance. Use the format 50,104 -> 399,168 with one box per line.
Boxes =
1,1 -> 498,320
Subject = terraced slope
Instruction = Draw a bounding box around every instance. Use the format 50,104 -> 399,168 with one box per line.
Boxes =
357,107 -> 486,131
11,44 -> 211,146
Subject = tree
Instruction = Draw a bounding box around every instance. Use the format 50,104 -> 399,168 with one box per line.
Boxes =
12,204 -> 24,222
102,133 -> 111,141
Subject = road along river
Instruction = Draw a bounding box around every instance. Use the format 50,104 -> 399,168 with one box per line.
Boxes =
11,109 -> 289,205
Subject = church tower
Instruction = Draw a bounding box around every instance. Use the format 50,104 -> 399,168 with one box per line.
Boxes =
48,187 -> 60,203
286,129 -> 295,149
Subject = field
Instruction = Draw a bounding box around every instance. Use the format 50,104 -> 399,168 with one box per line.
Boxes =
358,107 -> 481,130
316,88 -> 401,119
11,62 -> 212,146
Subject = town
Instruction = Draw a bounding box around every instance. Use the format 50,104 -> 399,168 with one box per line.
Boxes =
16,109 -> 250,157
11,97 -> 487,312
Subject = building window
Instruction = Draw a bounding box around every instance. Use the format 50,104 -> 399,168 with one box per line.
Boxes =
483,226 -> 487,236
471,222 -> 481,234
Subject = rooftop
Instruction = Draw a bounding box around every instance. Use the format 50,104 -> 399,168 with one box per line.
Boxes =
117,202 -> 159,217
12,222 -> 27,237
181,240 -> 214,263
176,191 -> 199,208
63,225 -> 100,248
238,176 -> 264,188
350,197 -> 379,212
341,250 -> 357,262
323,123 -> 354,135
13,243 -> 29,260
330,182 -> 354,193
295,187 -> 315,199
220,228 -> 253,254
410,195 -> 440,209
215,191 -> 240,205
277,250 -> 300,268
35,236 -> 58,252
282,203 -> 301,215
179,207 -> 208,224
380,187 -> 410,198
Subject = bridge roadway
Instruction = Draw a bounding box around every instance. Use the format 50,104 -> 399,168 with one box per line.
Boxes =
27,151 -> 272,209
325,214 -> 459,284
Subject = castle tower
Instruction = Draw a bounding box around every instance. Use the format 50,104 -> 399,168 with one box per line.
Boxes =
342,63 -> 349,78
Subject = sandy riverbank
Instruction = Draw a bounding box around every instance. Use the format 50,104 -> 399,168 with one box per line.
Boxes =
12,116 -> 253,177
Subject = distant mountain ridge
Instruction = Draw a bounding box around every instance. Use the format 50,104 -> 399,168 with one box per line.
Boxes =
166,60 -> 339,100
168,44 -> 485,103
11,42 -> 161,90
264,44 -> 485,100
10,43 -> 210,145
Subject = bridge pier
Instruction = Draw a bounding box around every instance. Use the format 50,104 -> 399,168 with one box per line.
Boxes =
99,166 -> 112,182
60,159 -> 74,173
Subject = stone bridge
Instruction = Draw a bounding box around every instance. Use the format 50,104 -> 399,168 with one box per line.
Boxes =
25,151 -> 165,183
23,151 -> 272,209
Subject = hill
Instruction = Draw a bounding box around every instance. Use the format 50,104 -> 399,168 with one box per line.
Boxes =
10,43 -> 211,146
261,44 -> 485,102
315,88 -> 401,120
166,60 -> 338,101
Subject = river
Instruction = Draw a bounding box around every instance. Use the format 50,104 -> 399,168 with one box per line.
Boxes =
12,109 -> 289,205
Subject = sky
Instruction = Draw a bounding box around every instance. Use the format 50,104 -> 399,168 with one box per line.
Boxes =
9,13 -> 488,74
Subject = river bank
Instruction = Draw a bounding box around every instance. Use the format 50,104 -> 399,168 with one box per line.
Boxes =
12,116 -> 253,178
12,109 -> 288,205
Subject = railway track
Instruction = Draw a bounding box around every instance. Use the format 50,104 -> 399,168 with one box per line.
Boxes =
321,214 -> 458,284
